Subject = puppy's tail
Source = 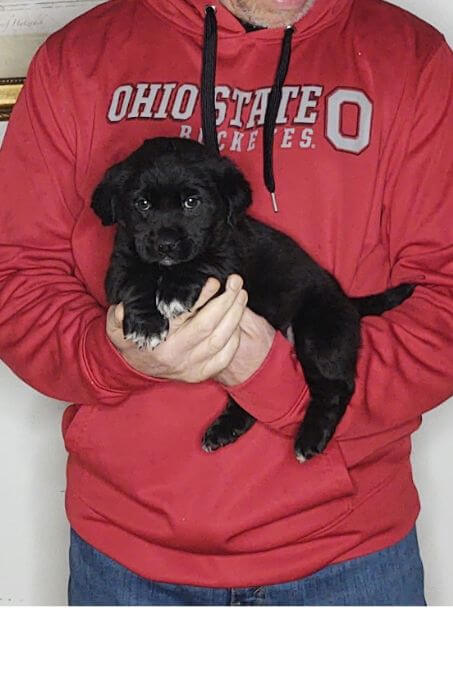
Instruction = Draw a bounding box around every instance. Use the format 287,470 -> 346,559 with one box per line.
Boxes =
351,283 -> 416,317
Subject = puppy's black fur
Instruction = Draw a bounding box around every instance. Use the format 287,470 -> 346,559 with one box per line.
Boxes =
92,138 -> 415,461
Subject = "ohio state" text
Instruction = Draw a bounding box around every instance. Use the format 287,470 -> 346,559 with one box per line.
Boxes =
107,82 -> 373,155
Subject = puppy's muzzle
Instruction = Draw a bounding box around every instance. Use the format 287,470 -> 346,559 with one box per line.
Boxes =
155,231 -> 183,265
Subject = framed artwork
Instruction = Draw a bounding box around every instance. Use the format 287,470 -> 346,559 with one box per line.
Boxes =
0,0 -> 106,119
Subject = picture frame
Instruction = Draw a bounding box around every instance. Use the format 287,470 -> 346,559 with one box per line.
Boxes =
0,1 -> 105,120
0,77 -> 25,121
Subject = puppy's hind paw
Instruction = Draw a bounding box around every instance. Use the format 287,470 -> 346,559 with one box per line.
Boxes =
202,426 -> 239,453
201,438 -> 219,453
294,428 -> 328,463
294,446 -> 316,464
201,433 -> 225,453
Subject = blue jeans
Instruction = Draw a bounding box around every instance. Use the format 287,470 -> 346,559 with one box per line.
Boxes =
68,527 -> 426,606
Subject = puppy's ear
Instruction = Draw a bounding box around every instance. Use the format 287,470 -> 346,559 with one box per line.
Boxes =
215,157 -> 252,223
91,162 -> 131,226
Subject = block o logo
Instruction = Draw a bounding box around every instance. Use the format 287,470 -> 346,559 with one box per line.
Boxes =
326,88 -> 373,154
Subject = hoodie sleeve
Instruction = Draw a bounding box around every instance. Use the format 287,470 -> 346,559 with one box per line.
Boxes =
0,43 -> 156,405
225,41 -> 453,459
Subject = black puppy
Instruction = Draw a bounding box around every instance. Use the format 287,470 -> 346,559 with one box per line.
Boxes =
92,137 -> 414,461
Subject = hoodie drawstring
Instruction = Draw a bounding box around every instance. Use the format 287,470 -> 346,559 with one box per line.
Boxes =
263,26 -> 294,213
201,6 -> 220,154
201,5 -> 294,212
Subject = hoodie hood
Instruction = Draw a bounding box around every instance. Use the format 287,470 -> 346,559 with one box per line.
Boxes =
148,0 -> 353,41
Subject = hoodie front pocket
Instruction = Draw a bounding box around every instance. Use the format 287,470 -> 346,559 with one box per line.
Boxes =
219,440 -> 355,555
63,395 -> 356,556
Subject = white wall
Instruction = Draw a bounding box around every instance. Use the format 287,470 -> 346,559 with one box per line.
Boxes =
0,0 -> 452,606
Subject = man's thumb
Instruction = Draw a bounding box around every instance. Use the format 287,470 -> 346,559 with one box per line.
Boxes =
110,303 -> 124,328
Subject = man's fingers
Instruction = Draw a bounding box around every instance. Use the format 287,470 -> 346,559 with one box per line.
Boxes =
192,275 -> 243,320
192,277 -> 221,312
183,275 -> 244,336
114,303 -> 124,326
188,288 -> 247,367
204,289 -> 248,353
199,327 -> 242,380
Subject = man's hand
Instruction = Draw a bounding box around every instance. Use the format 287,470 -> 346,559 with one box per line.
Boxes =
214,307 -> 276,387
106,275 -> 248,383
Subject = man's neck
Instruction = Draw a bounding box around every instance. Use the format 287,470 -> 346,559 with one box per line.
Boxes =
220,0 -> 316,29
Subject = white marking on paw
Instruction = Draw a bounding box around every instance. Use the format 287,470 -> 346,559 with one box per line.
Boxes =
125,329 -> 168,350
295,450 -> 308,463
157,298 -> 188,320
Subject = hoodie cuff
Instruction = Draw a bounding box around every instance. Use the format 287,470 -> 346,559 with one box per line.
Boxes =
82,315 -> 161,395
225,331 -> 309,431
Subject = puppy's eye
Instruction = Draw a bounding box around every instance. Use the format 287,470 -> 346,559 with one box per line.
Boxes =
183,196 -> 201,210
134,197 -> 151,212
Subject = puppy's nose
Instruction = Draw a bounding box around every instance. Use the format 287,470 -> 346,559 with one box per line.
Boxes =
158,239 -> 179,253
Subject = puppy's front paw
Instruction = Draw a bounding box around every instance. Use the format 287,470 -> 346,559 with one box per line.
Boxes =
123,311 -> 169,351
156,281 -> 203,320
156,296 -> 188,320
124,329 -> 168,350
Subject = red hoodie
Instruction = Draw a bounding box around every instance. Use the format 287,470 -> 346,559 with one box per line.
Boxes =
0,0 -> 452,587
